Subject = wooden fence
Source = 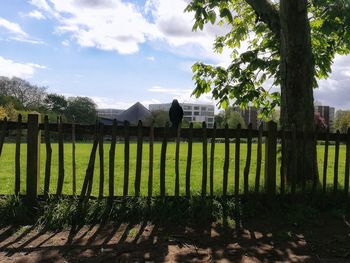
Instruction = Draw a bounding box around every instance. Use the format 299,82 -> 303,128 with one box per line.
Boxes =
0,113 -> 350,200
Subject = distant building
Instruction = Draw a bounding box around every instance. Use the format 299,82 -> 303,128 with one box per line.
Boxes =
97,109 -> 124,119
233,106 -> 260,129
149,102 -> 215,128
314,105 -> 335,129
98,102 -> 151,125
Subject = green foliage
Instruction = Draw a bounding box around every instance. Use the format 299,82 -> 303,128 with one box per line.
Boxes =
0,196 -> 34,226
334,110 -> 350,133
186,0 -> 350,117
146,110 -> 170,127
44,93 -> 68,115
66,96 -> 97,124
215,106 -> 246,128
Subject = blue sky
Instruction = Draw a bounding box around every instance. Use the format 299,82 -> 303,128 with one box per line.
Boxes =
1,0 -> 350,110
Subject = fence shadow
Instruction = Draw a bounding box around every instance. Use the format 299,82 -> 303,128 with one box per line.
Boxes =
0,210 -> 349,262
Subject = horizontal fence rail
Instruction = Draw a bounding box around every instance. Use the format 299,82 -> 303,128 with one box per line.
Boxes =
0,114 -> 350,200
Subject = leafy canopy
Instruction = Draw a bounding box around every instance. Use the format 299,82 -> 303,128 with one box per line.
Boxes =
186,0 -> 350,117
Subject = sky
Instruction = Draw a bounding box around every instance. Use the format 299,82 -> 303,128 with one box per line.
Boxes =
0,0 -> 350,111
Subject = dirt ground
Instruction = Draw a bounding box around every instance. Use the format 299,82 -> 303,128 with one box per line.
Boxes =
0,213 -> 349,263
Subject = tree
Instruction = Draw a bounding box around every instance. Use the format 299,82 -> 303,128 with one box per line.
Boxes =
0,76 -> 46,110
334,110 -> 350,133
66,97 -> 97,124
44,93 -> 68,115
145,110 -> 170,127
186,0 -> 350,183
216,107 -> 246,128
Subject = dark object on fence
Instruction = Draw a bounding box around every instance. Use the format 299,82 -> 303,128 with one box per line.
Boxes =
169,99 -> 183,129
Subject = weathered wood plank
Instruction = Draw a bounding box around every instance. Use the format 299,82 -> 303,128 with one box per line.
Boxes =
44,115 -> 52,197
56,116 -> 65,196
175,125 -> 181,196
26,114 -> 40,202
72,120 -> 76,195
334,130 -> 340,193
234,124 -> 241,196
345,128 -> 350,195
160,122 -> 169,197
15,115 -> 22,195
254,123 -> 263,193
109,119 -> 117,199
123,121 -> 130,196
210,123 -> 216,196
265,121 -> 277,196
291,124 -> 297,194
0,117 -> 7,157
135,120 -> 143,197
243,123 -> 252,195
322,128 -> 329,193
202,122 -> 208,197
98,123 -> 104,198
185,123 -> 193,197
148,123 -> 154,197
223,124 -> 229,196
280,127 -> 287,195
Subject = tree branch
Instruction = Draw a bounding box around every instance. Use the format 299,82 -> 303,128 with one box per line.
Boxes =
245,0 -> 280,36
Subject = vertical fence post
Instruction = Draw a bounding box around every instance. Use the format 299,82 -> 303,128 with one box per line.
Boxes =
265,121 -> 277,195
15,114 -> 22,195
201,121 -> 208,197
26,113 -> 41,201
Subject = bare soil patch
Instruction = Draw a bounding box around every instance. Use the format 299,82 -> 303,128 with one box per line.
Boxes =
0,212 -> 349,263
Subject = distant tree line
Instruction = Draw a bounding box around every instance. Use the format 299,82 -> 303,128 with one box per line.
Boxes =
0,76 -> 97,123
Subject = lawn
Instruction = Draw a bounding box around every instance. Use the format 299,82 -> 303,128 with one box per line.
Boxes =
0,142 -> 347,196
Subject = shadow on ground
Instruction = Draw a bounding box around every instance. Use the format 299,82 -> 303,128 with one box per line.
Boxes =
0,211 -> 349,263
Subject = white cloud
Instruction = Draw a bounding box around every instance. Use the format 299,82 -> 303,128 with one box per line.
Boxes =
0,17 -> 44,44
29,0 -> 230,63
0,56 -> 46,79
0,17 -> 27,37
32,0 -> 160,54
26,10 -> 46,20
315,55 -> 350,110
146,56 -> 155,61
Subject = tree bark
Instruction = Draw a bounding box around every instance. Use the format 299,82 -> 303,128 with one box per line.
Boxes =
279,0 -> 316,183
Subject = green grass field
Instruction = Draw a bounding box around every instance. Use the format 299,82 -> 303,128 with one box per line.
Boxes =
0,142 -> 347,196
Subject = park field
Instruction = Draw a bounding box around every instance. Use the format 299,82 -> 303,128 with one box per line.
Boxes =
0,142 -> 347,196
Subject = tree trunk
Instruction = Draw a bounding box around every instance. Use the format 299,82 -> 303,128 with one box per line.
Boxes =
279,0 -> 317,183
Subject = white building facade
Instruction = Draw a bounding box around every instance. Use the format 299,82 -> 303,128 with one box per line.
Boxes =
149,103 -> 215,128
